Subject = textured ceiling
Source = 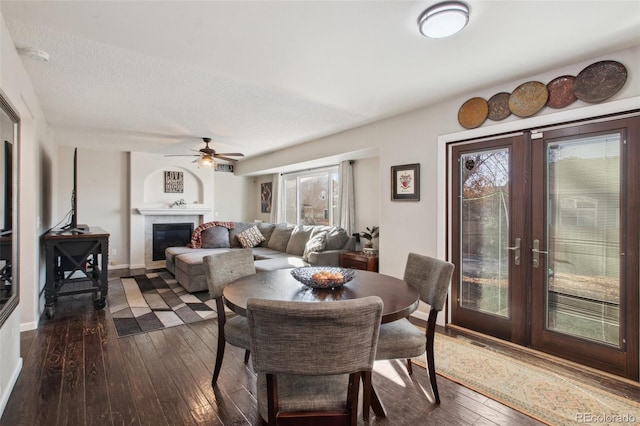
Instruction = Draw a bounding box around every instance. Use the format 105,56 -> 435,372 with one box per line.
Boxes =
1,1 -> 639,159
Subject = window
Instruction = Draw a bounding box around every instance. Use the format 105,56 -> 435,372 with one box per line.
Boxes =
282,166 -> 339,226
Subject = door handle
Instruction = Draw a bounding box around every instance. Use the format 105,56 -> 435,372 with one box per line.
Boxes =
532,239 -> 548,268
507,237 -> 521,266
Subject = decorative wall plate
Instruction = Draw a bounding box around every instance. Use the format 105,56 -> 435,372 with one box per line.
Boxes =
574,60 -> 627,103
458,97 -> 488,129
508,81 -> 548,117
546,75 -> 576,109
487,92 -> 511,121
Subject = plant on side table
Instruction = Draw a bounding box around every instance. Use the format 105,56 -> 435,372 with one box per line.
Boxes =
360,226 -> 379,256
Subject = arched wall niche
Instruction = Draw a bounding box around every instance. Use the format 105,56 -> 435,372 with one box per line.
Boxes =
142,166 -> 203,205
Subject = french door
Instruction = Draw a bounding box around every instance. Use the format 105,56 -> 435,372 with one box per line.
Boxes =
450,115 -> 639,379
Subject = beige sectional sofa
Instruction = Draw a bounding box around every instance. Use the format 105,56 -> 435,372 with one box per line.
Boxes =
165,221 -> 356,292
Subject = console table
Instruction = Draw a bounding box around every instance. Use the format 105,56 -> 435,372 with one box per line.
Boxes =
43,226 -> 109,319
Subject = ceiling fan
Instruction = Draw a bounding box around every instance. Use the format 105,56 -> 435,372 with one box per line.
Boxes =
165,137 -> 244,168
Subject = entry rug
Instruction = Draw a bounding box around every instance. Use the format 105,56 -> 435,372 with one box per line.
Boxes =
108,270 -> 216,337
416,333 -> 640,425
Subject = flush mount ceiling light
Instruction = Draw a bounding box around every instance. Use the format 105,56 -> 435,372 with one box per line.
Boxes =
17,47 -> 50,62
418,1 -> 469,39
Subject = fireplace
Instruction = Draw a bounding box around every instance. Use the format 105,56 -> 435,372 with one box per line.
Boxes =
152,223 -> 194,261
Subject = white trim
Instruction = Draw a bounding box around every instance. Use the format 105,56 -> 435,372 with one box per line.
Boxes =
0,357 -> 22,415
136,207 -> 211,215
437,96 -> 640,325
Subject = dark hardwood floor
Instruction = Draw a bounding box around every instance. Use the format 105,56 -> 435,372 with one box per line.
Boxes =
1,290 -> 556,426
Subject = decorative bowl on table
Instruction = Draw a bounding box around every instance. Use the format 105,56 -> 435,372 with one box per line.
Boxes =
290,267 -> 356,289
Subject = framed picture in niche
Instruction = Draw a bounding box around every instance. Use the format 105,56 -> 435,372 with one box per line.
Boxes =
391,163 -> 420,201
164,171 -> 184,193
261,182 -> 272,213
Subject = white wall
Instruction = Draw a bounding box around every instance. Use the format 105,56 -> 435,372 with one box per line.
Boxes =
213,171 -> 253,221
0,12 -> 54,416
56,146 -> 130,268
352,157 -> 380,248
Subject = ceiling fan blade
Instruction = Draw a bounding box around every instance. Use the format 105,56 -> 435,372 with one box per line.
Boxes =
215,152 -> 244,157
164,154 -> 200,157
214,155 -> 241,162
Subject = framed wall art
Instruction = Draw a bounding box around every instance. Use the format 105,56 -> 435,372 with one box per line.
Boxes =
164,171 -> 184,193
261,182 -> 272,213
391,163 -> 420,201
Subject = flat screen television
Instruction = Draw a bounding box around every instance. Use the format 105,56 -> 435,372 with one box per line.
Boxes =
61,148 -> 86,233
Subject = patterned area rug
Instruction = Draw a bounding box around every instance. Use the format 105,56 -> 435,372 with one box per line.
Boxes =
416,333 -> 640,425
108,270 -> 216,337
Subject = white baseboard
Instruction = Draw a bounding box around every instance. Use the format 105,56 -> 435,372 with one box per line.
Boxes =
0,357 -> 22,417
20,321 -> 38,332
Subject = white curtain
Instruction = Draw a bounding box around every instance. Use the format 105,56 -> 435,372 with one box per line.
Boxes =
269,173 -> 279,223
339,160 -> 355,235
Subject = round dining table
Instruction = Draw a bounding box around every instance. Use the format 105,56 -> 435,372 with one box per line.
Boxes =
223,267 -> 420,420
223,268 -> 420,323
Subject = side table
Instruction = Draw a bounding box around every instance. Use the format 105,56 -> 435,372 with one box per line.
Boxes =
339,251 -> 379,272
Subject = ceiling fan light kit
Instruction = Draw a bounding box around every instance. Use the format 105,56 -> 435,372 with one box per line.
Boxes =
418,1 -> 469,39
196,154 -> 216,168
165,137 -> 244,169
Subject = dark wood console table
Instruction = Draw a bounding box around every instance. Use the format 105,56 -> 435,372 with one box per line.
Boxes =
43,226 -> 109,319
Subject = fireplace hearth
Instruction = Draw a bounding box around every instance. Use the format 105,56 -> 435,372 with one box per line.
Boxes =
152,223 -> 194,261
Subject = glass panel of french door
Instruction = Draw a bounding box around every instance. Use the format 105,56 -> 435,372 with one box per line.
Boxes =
460,148 -> 510,316
451,136 -> 527,342
545,134 -> 620,345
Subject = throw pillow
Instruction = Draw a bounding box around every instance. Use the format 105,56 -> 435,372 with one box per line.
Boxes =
267,223 -> 295,252
303,231 -> 327,261
286,225 -> 315,256
257,223 -> 276,247
325,227 -> 349,250
229,222 -> 256,248
200,226 -> 231,248
236,225 -> 266,248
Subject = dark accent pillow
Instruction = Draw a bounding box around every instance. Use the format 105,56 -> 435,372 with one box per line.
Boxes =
201,226 -> 230,248
267,223 -> 294,252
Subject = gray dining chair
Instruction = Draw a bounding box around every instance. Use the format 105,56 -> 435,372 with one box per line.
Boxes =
247,296 -> 383,426
203,248 -> 256,387
375,252 -> 454,404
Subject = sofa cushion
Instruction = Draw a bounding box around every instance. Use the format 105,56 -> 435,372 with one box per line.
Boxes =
236,225 -> 266,248
254,256 -> 308,272
286,225 -> 315,256
175,249 -> 231,276
229,222 -> 256,248
201,226 -> 231,248
165,246 -> 203,263
257,223 -> 276,247
251,246 -> 287,259
325,227 -> 350,250
302,230 -> 327,261
267,223 -> 294,252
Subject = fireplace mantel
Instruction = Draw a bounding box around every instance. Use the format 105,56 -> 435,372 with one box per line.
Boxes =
137,206 -> 212,216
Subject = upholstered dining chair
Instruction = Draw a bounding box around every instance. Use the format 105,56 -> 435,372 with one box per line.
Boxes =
203,248 -> 256,387
247,296 -> 383,426
375,252 -> 454,404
